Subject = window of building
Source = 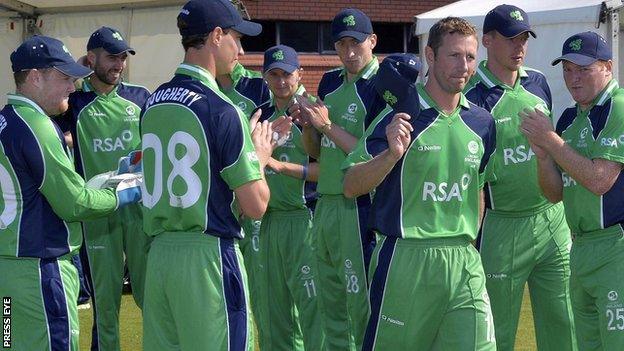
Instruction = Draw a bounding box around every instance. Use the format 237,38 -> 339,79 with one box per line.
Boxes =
242,20 -> 418,55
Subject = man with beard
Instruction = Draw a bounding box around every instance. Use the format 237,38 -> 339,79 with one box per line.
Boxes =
57,26 -> 150,351
464,5 -> 576,350
343,18 -> 497,350
0,35 -> 140,351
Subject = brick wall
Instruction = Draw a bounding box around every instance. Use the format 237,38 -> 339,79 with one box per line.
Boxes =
244,0 -> 456,23
239,0 -> 456,96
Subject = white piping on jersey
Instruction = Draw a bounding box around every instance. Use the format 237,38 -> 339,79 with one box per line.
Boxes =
419,95 -> 431,110
219,99 -> 249,174
371,238 -> 397,350
518,85 -> 550,115
353,197 -> 372,312
476,67 -> 497,89
597,80 -> 617,106
121,81 -> 150,92
0,141 -> 22,256
398,115 -> 439,238
9,94 -> 46,115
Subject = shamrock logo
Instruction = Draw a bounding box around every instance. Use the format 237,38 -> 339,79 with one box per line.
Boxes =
112,32 -> 124,41
569,39 -> 582,51
272,50 -> 284,61
383,90 -> 398,105
509,10 -> 524,21
343,15 -> 356,27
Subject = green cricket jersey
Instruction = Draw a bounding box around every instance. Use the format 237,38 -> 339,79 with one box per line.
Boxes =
345,84 -> 496,240
316,57 -> 386,195
140,63 -> 262,239
58,79 -> 150,179
556,79 -> 624,234
465,61 -> 554,214
0,94 -> 118,258
259,85 -> 309,211
220,63 -> 271,117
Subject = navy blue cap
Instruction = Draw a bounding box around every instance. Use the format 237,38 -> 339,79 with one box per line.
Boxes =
11,35 -> 92,78
87,26 -> 135,55
178,0 -> 261,37
483,4 -> 536,38
551,31 -> 612,66
331,8 -> 373,43
374,53 -> 421,118
263,45 -> 299,73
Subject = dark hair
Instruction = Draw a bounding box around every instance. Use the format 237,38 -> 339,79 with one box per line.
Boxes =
427,17 -> 477,56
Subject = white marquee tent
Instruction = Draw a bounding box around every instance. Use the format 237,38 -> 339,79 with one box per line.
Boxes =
414,0 -> 624,118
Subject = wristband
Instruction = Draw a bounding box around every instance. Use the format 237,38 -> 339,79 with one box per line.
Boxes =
301,163 -> 308,180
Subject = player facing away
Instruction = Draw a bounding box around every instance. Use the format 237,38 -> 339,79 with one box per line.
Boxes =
343,18 -> 497,350
464,5 -> 576,350
140,0 -> 290,349
0,35 -> 141,351
289,8 -> 386,350
56,26 -> 152,351
520,31 -> 624,351
250,44 -> 324,351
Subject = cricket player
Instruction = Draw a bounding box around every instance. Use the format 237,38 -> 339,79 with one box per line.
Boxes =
252,44 -> 323,351
343,18 -> 497,350
56,26 -> 151,351
215,53 -> 270,336
464,5 -> 576,350
520,31 -> 624,351
0,35 -> 141,351
290,8 -> 386,350
140,0 -> 289,349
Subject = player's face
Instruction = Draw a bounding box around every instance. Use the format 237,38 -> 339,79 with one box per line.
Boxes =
335,35 -> 376,76
563,60 -> 612,108
215,29 -> 244,76
484,31 -> 528,72
93,51 -> 127,86
38,68 -> 76,115
428,33 -> 478,94
264,68 -> 300,101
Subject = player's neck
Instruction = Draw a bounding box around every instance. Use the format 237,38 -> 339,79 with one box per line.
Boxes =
89,76 -> 116,95
215,74 -> 233,90
424,79 -> 460,115
486,60 -> 518,87
274,96 -> 291,110
183,50 -> 217,78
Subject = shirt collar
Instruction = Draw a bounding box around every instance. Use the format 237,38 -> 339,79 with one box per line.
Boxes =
175,63 -> 219,91
7,93 -> 47,116
339,56 -> 379,81
82,78 -> 119,97
269,84 -> 306,111
592,79 -> 619,107
475,60 -> 527,89
417,83 -> 470,112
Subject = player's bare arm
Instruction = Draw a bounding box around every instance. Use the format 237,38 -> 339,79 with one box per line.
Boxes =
344,112 -> 412,198
520,108 -> 622,195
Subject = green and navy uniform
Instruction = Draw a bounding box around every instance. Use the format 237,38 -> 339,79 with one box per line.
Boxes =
218,63 -> 270,334
0,94 -> 119,351
313,57 -> 386,350
345,85 -> 497,350
220,62 -> 271,117
140,63 -> 261,351
252,86 -> 324,351
58,78 -> 151,351
555,79 -> 624,350
465,61 -> 576,351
